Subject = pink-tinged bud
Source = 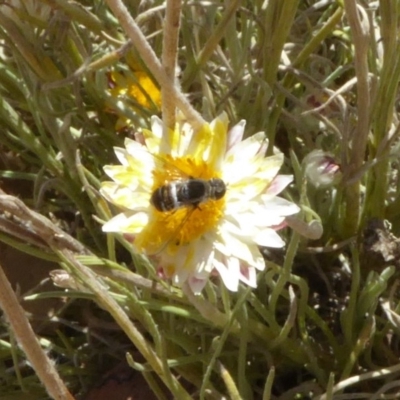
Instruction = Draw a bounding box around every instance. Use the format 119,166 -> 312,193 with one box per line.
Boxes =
304,150 -> 341,188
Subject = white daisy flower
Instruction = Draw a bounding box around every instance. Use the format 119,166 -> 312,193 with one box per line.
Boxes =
100,113 -> 300,294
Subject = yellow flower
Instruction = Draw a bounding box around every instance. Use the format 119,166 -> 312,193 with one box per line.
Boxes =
108,70 -> 161,130
100,114 -> 299,293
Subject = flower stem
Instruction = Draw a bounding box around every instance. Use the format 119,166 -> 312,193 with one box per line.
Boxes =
0,262 -> 74,400
342,0 -> 370,235
161,0 -> 182,131
105,0 -> 206,130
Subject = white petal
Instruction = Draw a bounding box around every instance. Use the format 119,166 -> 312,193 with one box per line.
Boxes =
266,175 -> 293,196
192,240 -> 215,274
172,269 -> 189,286
228,207 -> 285,230
222,164 -> 250,186
216,227 -> 261,264
215,234 -> 264,270
124,139 -> 156,167
244,244 -> 265,270
188,275 -> 209,294
143,136 -> 162,154
226,131 -> 266,160
102,211 -> 148,233
210,112 -> 229,132
239,264 -> 257,288
254,228 -> 286,248
259,154 -> 286,180
150,116 -> 175,155
261,197 -> 301,216
150,115 -> 163,138
113,147 -> 130,166
114,145 -> 155,174
213,256 -> 240,291
101,182 -> 151,211
223,154 -> 284,192
170,239 -> 214,284
101,182 -> 132,203
227,120 -> 246,151
227,198 -> 297,228
124,137 -> 143,155
218,217 -> 250,237
102,166 -> 139,189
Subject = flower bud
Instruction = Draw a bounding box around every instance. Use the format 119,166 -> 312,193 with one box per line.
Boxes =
304,150 -> 341,188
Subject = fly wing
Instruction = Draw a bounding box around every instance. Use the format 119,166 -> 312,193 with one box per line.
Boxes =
143,207 -> 194,255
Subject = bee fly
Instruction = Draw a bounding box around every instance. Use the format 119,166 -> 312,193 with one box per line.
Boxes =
150,178 -> 226,212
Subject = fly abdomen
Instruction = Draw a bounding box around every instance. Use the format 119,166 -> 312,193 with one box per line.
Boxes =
151,184 -> 178,211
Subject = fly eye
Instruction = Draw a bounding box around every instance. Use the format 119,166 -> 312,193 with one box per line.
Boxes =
215,181 -> 226,199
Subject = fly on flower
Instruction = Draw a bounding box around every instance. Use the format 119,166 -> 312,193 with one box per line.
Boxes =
149,163 -> 226,212
133,151 -> 228,254
100,113 -> 300,294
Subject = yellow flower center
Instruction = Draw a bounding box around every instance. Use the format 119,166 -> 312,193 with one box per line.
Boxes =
135,155 -> 225,255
